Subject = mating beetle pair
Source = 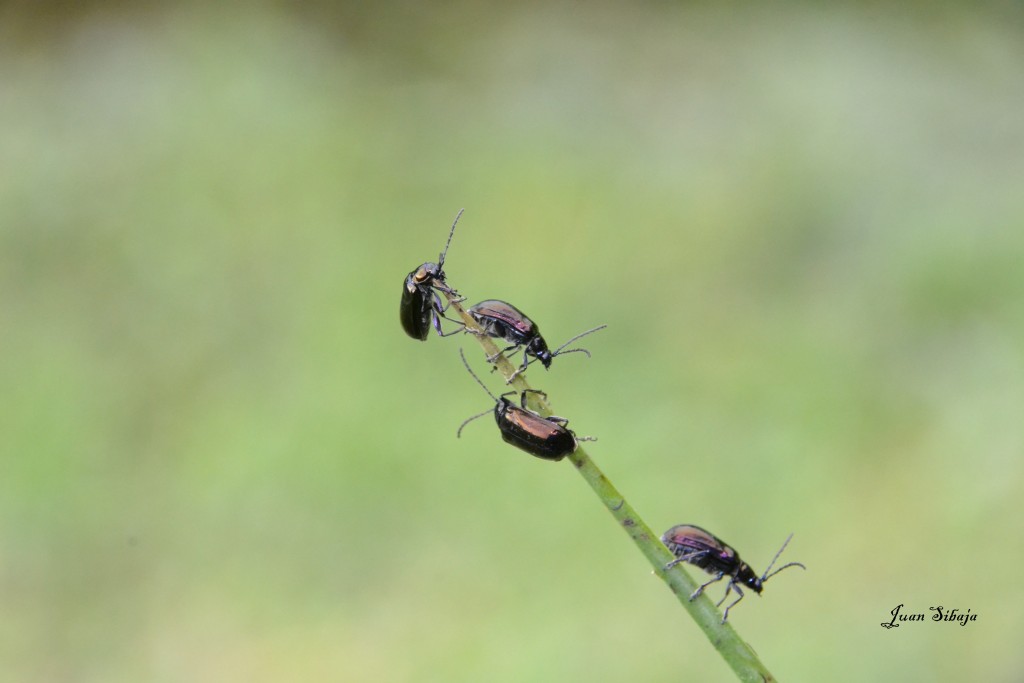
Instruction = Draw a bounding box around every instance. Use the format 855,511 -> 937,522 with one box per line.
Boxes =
661,524 -> 805,622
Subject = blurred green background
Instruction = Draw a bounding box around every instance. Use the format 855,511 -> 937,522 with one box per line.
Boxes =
2,2 -> 1022,681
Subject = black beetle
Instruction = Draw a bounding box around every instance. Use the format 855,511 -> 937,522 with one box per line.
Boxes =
467,299 -> 606,379
660,524 -> 805,623
400,210 -> 466,340
456,349 -> 593,461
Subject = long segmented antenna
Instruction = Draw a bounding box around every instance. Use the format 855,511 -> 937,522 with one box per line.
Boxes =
438,208 -> 464,270
551,323 -> 608,357
459,347 -> 499,402
457,347 -> 501,438
457,408 -> 492,438
760,533 -> 806,583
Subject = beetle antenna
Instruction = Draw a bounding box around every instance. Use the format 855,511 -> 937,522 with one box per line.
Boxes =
763,561 -> 806,583
457,408 -> 493,437
552,323 -> 608,357
459,347 -> 499,403
759,533 -> 807,583
438,208 -> 464,269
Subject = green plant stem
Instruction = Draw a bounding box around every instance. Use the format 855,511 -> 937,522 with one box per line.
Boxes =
444,293 -> 779,683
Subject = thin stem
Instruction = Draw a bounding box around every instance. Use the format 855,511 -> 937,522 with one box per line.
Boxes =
443,292 -> 779,683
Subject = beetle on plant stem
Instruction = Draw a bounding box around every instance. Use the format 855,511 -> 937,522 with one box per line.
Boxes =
660,524 -> 805,623
399,209 -> 467,341
467,299 -> 606,380
456,348 -> 594,461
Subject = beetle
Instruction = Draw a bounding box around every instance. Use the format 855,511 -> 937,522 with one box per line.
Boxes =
400,209 -> 466,340
660,524 -> 805,623
467,299 -> 606,379
456,348 -> 594,461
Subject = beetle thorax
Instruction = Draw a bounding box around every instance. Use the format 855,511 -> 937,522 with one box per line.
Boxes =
492,397 -> 513,422
413,262 -> 439,284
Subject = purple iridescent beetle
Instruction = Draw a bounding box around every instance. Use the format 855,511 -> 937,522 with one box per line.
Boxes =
660,524 -> 805,622
467,299 -> 606,379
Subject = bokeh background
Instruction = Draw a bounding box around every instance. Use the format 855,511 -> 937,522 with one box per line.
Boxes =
3,2 -> 1022,681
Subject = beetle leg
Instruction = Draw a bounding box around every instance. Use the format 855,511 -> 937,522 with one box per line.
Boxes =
663,550 -> 708,571
519,351 -> 531,375
434,319 -> 466,337
433,292 -> 467,312
715,581 -> 735,607
511,346 -> 556,378
504,351 -> 534,382
433,291 -> 451,313
430,309 -> 466,339
432,293 -> 461,322
429,292 -> 466,337
518,390 -> 550,411
506,365 -> 526,383
431,279 -> 458,297
719,583 -> 745,623
690,571 -> 727,600
487,344 -> 520,364
441,289 -> 465,304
